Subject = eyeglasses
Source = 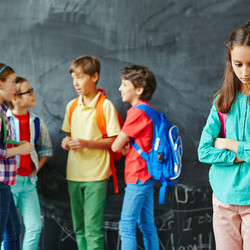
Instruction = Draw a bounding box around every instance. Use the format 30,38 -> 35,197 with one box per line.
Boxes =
15,88 -> 34,96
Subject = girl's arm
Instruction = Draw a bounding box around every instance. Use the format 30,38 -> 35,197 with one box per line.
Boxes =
198,105 -> 237,166
214,138 -> 247,163
111,132 -> 129,153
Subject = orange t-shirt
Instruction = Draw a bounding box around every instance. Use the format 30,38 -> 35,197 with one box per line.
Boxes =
13,112 -> 35,176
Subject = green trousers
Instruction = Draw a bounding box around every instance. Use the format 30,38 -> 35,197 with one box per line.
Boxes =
68,180 -> 107,250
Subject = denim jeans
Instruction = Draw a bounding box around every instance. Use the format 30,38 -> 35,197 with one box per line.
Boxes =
119,178 -> 159,250
10,175 -> 42,250
0,182 -> 21,250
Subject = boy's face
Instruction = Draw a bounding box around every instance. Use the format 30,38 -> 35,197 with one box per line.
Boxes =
119,79 -> 143,106
71,72 -> 98,96
14,81 -> 36,109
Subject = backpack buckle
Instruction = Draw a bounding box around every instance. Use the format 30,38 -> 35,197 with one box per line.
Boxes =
157,153 -> 163,162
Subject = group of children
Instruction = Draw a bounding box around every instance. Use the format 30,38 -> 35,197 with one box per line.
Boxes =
0,20 -> 249,250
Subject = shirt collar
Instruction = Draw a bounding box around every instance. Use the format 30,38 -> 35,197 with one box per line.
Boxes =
78,92 -> 101,108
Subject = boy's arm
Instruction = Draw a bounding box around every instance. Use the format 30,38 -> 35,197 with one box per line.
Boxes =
37,118 -> 53,158
111,132 -> 129,153
68,136 -> 117,150
37,156 -> 49,172
6,142 -> 33,158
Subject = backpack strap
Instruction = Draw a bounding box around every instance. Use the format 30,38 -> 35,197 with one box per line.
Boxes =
95,94 -> 107,138
0,112 -> 22,146
158,177 -> 179,204
218,111 -> 227,138
69,97 -> 79,125
0,112 -> 7,147
95,91 -> 119,193
130,138 -> 148,161
130,104 -> 158,160
34,117 -> 40,145
136,104 -> 159,122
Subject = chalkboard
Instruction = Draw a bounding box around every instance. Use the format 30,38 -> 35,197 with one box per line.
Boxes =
1,0 -> 249,249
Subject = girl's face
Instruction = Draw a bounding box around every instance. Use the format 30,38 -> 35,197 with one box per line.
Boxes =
0,73 -> 16,103
231,45 -> 250,87
119,79 -> 143,106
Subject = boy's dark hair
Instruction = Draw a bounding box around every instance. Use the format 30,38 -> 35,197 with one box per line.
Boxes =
69,55 -> 101,83
122,65 -> 157,101
15,76 -> 28,95
16,76 -> 27,84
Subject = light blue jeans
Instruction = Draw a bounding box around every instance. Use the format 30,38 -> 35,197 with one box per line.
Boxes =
10,176 -> 42,250
119,178 -> 159,250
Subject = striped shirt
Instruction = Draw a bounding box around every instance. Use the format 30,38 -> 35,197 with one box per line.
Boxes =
7,110 -> 53,183
0,104 -> 17,186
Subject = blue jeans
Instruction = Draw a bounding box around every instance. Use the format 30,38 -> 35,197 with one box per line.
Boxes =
119,178 -> 159,250
0,182 -> 21,250
10,175 -> 42,250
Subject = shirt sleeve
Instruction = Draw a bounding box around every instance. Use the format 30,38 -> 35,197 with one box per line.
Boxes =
37,118 -> 53,158
103,99 -> 121,137
198,104 -> 237,166
122,108 -> 152,138
61,100 -> 73,133
237,142 -> 250,164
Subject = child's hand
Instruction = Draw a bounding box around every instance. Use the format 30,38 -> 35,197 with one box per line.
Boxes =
121,141 -> 131,156
29,170 -> 37,178
61,136 -> 71,150
17,141 -> 33,155
68,139 -> 88,151
214,138 -> 227,150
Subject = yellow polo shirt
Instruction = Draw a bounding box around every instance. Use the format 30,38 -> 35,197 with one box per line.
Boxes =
62,92 -> 121,182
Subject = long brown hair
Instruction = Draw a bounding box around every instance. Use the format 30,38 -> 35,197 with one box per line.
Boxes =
213,20 -> 250,113
0,63 -> 15,82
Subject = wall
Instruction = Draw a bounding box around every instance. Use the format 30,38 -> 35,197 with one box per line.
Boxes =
0,0 -> 249,249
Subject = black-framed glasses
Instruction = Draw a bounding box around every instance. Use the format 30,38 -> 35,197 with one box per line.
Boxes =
15,88 -> 34,96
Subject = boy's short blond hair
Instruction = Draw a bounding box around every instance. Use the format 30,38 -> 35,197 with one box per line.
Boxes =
69,55 -> 101,83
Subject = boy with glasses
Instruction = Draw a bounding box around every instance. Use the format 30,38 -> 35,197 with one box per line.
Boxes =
6,76 -> 53,250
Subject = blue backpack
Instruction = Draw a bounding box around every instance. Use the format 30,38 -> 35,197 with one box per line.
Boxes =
130,104 -> 183,204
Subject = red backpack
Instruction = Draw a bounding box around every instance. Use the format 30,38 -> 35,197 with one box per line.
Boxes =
68,89 -> 123,193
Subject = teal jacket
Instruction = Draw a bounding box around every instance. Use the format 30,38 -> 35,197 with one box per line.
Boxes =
198,92 -> 250,205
